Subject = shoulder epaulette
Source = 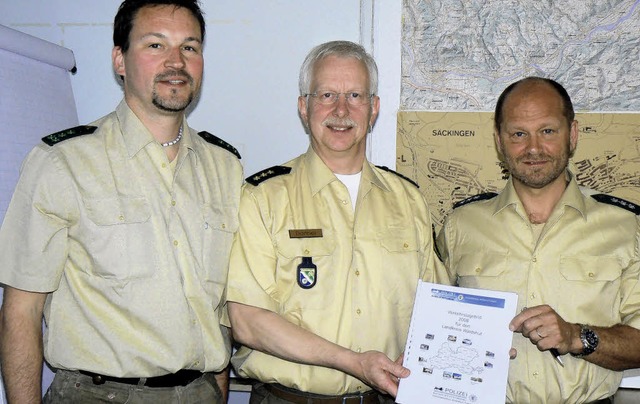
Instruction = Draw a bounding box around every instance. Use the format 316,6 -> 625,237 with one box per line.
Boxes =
246,165 -> 292,186
376,165 -> 419,188
41,125 -> 97,146
197,131 -> 241,159
591,194 -> 640,215
453,192 -> 498,209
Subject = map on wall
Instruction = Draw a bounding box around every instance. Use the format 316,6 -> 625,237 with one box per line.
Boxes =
401,0 -> 640,111
396,111 -> 640,229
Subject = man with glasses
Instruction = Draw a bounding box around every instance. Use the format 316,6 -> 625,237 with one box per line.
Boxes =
225,40 -> 441,403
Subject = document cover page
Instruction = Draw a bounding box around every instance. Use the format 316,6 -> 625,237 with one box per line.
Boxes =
397,281 -> 517,403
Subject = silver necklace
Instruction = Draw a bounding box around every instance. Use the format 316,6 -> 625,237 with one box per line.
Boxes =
161,126 -> 183,147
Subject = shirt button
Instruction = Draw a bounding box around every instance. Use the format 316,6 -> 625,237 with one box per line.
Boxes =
171,200 -> 176,206
532,257 -> 537,263
533,371 -> 539,377
221,223 -> 226,229
161,163 -> 167,168
356,347 -> 361,353
118,215 -> 125,221
173,240 -> 179,246
355,270 -> 360,276
588,272 -> 595,278
475,267 -> 481,273
342,200 -> 348,205
356,309 -> 361,315
403,243 -> 409,248
304,249 -> 310,255
530,293 -> 536,300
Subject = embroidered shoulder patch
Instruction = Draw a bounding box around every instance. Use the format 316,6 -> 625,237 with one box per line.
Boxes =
198,131 -> 241,159
41,125 -> 97,146
453,192 -> 498,209
591,194 -> 640,215
376,165 -> 419,188
246,166 -> 292,186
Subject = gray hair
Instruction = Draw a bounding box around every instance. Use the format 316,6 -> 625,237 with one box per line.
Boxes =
298,40 -> 378,96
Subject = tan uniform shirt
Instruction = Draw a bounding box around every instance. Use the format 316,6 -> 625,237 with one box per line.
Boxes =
437,174 -> 640,403
226,147 -> 440,395
0,100 -> 243,377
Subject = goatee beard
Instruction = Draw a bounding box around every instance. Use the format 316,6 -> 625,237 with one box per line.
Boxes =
152,91 -> 193,112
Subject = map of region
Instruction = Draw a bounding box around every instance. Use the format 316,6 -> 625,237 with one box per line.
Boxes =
396,111 -> 640,229
425,342 -> 485,375
402,0 -> 640,111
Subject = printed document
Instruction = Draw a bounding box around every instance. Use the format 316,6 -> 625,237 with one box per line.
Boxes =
397,281 -> 517,403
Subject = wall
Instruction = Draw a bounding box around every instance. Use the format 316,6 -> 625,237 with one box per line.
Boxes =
0,1 -> 400,176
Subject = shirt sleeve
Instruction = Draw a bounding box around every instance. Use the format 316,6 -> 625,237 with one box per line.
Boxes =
226,185 -> 280,313
619,215 -> 640,329
0,145 -> 77,292
435,215 -> 458,286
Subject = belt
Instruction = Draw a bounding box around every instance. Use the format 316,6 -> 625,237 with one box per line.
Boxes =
264,383 -> 380,404
587,398 -> 613,404
79,369 -> 203,388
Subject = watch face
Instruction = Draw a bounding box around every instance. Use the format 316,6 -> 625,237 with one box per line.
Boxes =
585,329 -> 598,346
581,326 -> 599,355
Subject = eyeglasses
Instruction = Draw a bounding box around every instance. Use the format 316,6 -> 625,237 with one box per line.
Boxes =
305,91 -> 373,106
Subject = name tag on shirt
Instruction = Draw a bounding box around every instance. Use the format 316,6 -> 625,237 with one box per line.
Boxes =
289,229 -> 323,238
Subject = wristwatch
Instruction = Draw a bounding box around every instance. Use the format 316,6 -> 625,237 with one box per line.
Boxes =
571,324 -> 599,358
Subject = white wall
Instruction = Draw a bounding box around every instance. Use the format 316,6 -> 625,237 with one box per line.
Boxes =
0,0 -> 399,176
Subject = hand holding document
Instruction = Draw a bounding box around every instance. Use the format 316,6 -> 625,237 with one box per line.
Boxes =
396,281 -> 518,403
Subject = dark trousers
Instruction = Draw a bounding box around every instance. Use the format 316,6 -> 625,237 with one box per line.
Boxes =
43,370 -> 223,404
249,382 -> 395,404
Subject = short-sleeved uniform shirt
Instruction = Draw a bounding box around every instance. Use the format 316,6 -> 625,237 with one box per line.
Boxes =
0,100 -> 243,377
226,147 -> 441,395
437,174 -> 640,403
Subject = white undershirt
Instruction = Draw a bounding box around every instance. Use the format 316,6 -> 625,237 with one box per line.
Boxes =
335,172 -> 362,212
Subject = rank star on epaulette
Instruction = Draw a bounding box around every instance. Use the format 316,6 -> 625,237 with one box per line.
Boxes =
245,166 -> 292,186
591,194 -> 640,215
453,192 -> 498,209
376,165 -> 419,188
198,131 -> 241,159
41,125 -> 97,146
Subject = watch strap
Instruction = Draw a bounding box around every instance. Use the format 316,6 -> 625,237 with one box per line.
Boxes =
570,324 -> 599,358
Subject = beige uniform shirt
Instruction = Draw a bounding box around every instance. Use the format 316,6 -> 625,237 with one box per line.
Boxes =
0,100 -> 243,377
437,174 -> 640,403
227,147 -> 440,395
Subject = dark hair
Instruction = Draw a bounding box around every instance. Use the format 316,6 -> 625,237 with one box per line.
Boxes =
113,0 -> 205,53
494,77 -> 575,131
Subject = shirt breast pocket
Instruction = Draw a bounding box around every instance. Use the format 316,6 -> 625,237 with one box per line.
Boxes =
83,196 -> 155,280
379,229 -> 421,305
201,204 -> 238,286
559,255 -> 622,318
454,251 -> 509,289
275,235 -> 336,310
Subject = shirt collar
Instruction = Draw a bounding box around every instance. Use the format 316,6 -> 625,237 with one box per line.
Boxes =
303,146 -> 388,196
494,170 -> 587,219
115,100 -> 192,158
